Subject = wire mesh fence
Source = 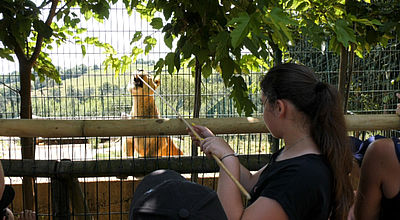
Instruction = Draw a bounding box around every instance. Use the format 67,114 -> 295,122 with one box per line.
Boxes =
0,3 -> 399,219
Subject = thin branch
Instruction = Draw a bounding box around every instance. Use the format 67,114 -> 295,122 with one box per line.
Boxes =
38,0 -> 52,9
55,1 -> 72,17
0,81 -> 20,94
29,0 -> 59,65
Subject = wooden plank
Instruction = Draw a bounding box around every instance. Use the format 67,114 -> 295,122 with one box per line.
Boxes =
1,155 -> 270,177
0,114 -> 398,138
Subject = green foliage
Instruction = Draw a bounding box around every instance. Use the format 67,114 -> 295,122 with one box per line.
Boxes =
334,19 -> 357,48
126,0 -> 295,116
227,12 -> 251,49
294,0 -> 400,56
0,0 -> 118,81
0,48 -> 14,61
150,17 -> 163,29
2,0 -> 399,118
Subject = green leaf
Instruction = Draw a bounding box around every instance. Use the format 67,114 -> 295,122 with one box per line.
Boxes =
163,6 -> 173,20
229,76 -> 255,116
269,7 -> 296,43
174,50 -> 181,73
202,61 -> 212,78
0,48 -> 14,62
328,35 -> 341,55
181,39 -> 193,59
213,32 -> 230,62
120,55 -> 131,75
165,52 -> 175,75
227,12 -> 250,48
164,34 -> 173,49
334,19 -> 356,48
296,2 -> 309,11
130,31 -> 142,44
70,18 -> 81,28
243,37 -> 259,57
76,28 -> 87,34
187,58 -> 196,69
143,36 -> 157,54
154,58 -> 165,75
195,49 -> 209,65
81,45 -> 86,56
131,46 -> 143,56
150,17 -> 163,29
220,58 -> 234,86
131,46 -> 143,62
34,53 -> 61,84
351,18 -> 382,27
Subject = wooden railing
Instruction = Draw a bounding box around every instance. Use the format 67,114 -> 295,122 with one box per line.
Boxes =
0,114 -> 398,137
0,114 -> 399,219
1,114 -> 399,177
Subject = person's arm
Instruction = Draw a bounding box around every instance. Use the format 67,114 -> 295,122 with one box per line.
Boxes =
0,161 -> 4,199
239,164 -> 267,192
188,125 -> 265,192
354,141 -> 386,220
205,138 -> 287,220
396,93 -> 400,116
188,126 -> 286,219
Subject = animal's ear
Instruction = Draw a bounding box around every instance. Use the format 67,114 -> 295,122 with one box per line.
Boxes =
154,79 -> 160,86
154,75 -> 161,86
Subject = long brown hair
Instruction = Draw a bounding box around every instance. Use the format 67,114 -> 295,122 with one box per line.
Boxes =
260,63 -> 353,220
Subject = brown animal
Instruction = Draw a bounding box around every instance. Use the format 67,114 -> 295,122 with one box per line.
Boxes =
125,73 -> 183,157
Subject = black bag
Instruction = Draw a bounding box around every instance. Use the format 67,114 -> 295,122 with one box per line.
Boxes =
129,170 -> 227,220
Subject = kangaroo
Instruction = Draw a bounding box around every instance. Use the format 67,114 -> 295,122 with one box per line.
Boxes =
125,73 -> 183,157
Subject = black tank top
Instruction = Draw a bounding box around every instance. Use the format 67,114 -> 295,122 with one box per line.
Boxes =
379,138 -> 400,220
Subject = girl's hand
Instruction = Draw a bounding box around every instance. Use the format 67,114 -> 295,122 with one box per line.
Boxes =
200,137 -> 234,159
187,125 -> 215,146
396,93 -> 400,116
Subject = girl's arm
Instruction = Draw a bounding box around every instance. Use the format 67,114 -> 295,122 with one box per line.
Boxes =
354,141 -> 385,220
189,125 -> 286,219
239,164 -> 267,192
218,157 -> 286,220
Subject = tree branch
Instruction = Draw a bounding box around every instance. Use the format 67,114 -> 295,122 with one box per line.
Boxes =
55,1 -> 71,17
0,81 -> 20,94
29,0 -> 59,65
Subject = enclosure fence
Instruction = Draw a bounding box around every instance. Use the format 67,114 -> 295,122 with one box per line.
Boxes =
0,3 -> 399,219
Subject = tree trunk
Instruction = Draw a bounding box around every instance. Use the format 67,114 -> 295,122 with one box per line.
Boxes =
192,58 -> 202,182
19,59 -> 35,211
344,45 -> 355,113
338,46 -> 348,113
338,45 -> 351,114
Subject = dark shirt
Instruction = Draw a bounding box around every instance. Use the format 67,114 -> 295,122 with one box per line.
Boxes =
248,149 -> 333,220
379,138 -> 400,220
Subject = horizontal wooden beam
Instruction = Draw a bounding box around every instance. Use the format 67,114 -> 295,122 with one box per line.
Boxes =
0,114 -> 398,137
1,155 -> 270,177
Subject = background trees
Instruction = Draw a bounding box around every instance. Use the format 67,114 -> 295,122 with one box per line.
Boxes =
0,0 -> 117,209
1,0 -> 399,210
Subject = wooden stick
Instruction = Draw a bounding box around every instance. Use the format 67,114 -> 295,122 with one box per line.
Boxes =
137,75 -> 251,200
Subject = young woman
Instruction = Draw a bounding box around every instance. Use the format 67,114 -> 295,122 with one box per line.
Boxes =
352,93 -> 400,220
189,63 -> 354,220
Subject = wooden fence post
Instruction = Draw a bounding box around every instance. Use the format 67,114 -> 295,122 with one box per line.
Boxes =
68,177 -> 92,220
51,176 -> 70,220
